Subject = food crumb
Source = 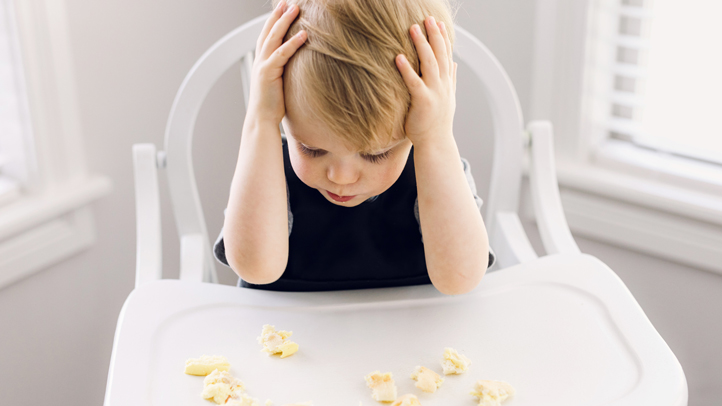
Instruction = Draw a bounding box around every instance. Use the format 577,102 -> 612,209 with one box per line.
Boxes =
391,394 -> 421,406
441,347 -> 471,375
258,324 -> 299,358
184,355 -> 230,376
410,366 -> 444,393
470,380 -> 516,406
364,371 -> 397,402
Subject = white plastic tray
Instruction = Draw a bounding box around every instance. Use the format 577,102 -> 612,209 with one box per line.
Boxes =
104,253 -> 687,405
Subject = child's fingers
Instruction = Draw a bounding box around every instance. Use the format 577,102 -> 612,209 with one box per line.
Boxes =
396,54 -> 425,96
409,23 -> 439,85
438,21 -> 453,74
267,30 -> 307,68
259,3 -> 300,61
256,0 -> 287,59
425,16 -> 449,76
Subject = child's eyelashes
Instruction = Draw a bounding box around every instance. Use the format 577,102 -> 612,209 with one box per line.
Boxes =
360,150 -> 392,163
297,143 -> 392,164
298,143 -> 326,157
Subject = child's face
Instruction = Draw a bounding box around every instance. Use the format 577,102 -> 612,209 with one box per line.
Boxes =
281,106 -> 412,207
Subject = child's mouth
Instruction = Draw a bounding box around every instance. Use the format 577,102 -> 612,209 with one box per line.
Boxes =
326,191 -> 356,203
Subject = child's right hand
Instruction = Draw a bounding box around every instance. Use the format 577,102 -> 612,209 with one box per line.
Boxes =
247,0 -> 307,125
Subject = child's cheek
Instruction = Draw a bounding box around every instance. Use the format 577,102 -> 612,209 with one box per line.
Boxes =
287,150 -> 319,188
368,150 -> 411,192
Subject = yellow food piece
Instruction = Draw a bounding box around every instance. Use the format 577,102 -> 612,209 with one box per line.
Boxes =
364,371 -> 397,402
410,366 -> 443,393
469,380 -> 516,406
410,366 -> 444,393
441,347 -> 471,375
258,324 -> 298,358
226,393 -> 261,406
391,394 -> 421,406
201,369 -> 245,404
184,355 -> 230,376
278,341 -> 299,358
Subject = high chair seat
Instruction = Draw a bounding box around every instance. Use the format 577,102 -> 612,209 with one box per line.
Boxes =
104,253 -> 686,405
111,11 -> 687,405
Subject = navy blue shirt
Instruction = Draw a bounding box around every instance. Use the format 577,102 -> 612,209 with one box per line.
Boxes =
214,139 -> 495,291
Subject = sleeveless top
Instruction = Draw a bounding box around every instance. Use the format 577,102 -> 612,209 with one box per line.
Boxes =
240,140 -> 430,291
214,139 -> 497,291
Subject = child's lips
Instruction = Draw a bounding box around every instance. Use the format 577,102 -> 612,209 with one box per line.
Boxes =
326,191 -> 356,202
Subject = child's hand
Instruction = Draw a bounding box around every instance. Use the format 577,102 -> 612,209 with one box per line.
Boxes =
395,16 -> 457,146
247,0 -> 307,125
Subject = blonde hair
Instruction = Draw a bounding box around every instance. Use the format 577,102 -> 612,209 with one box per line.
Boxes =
273,0 -> 458,151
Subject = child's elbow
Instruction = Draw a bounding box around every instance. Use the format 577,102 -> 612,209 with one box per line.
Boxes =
430,264 -> 486,295
226,252 -> 286,285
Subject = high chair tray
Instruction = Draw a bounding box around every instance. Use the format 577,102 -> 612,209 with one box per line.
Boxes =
104,253 -> 686,406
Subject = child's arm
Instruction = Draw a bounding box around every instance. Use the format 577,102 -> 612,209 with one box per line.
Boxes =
223,0 -> 306,283
396,17 -> 489,295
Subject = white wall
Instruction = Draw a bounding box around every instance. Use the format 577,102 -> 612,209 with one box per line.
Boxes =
0,1 -> 719,405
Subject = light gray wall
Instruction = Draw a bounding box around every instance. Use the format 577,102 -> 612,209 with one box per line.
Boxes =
0,1 -> 719,405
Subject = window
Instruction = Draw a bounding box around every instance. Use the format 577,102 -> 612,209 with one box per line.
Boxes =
0,0 -> 111,290
0,0 -> 31,206
631,0 -> 722,165
585,0 -> 722,193
528,0 -> 722,275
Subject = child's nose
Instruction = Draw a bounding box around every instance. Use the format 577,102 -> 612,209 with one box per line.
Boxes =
327,161 -> 359,186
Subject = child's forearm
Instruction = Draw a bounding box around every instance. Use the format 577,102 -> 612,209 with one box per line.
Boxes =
223,114 -> 288,284
414,135 -> 489,295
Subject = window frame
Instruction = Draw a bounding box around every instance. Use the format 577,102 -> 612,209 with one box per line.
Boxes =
0,0 -> 30,206
528,0 -> 722,275
0,0 -> 111,290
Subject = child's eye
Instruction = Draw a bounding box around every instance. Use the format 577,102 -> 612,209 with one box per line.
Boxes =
361,150 -> 392,164
298,143 -> 327,158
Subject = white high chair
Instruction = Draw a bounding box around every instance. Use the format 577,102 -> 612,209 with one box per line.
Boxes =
105,13 -> 688,405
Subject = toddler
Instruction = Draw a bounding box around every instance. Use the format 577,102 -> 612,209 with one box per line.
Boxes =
214,0 -> 495,293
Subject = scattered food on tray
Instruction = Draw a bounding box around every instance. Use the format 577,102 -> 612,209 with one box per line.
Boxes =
277,341 -> 299,358
441,347 -> 471,375
201,369 -> 246,404
258,324 -> 299,358
184,355 -> 231,376
364,370 -> 398,402
410,366 -> 444,393
390,394 -> 421,406
469,380 -> 516,406
225,392 -> 261,406
265,400 -> 273,406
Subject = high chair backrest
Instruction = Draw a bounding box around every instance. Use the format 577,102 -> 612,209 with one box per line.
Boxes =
162,13 -> 526,283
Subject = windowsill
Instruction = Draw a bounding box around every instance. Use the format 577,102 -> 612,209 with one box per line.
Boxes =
521,144 -> 722,275
0,176 -> 20,207
558,145 -> 722,227
594,138 -> 722,198
0,175 -> 112,289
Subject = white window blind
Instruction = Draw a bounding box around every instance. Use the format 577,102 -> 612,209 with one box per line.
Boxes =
0,0 -> 33,205
591,0 -> 722,167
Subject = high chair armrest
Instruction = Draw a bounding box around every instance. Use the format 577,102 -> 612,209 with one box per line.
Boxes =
526,121 -> 581,255
133,144 -> 163,288
180,233 -> 205,283
491,211 -> 538,269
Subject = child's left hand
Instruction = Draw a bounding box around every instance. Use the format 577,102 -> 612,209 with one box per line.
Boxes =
395,16 -> 457,147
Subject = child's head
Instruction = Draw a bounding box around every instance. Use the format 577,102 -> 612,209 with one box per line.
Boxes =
275,0 -> 458,206
278,0 -> 457,150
